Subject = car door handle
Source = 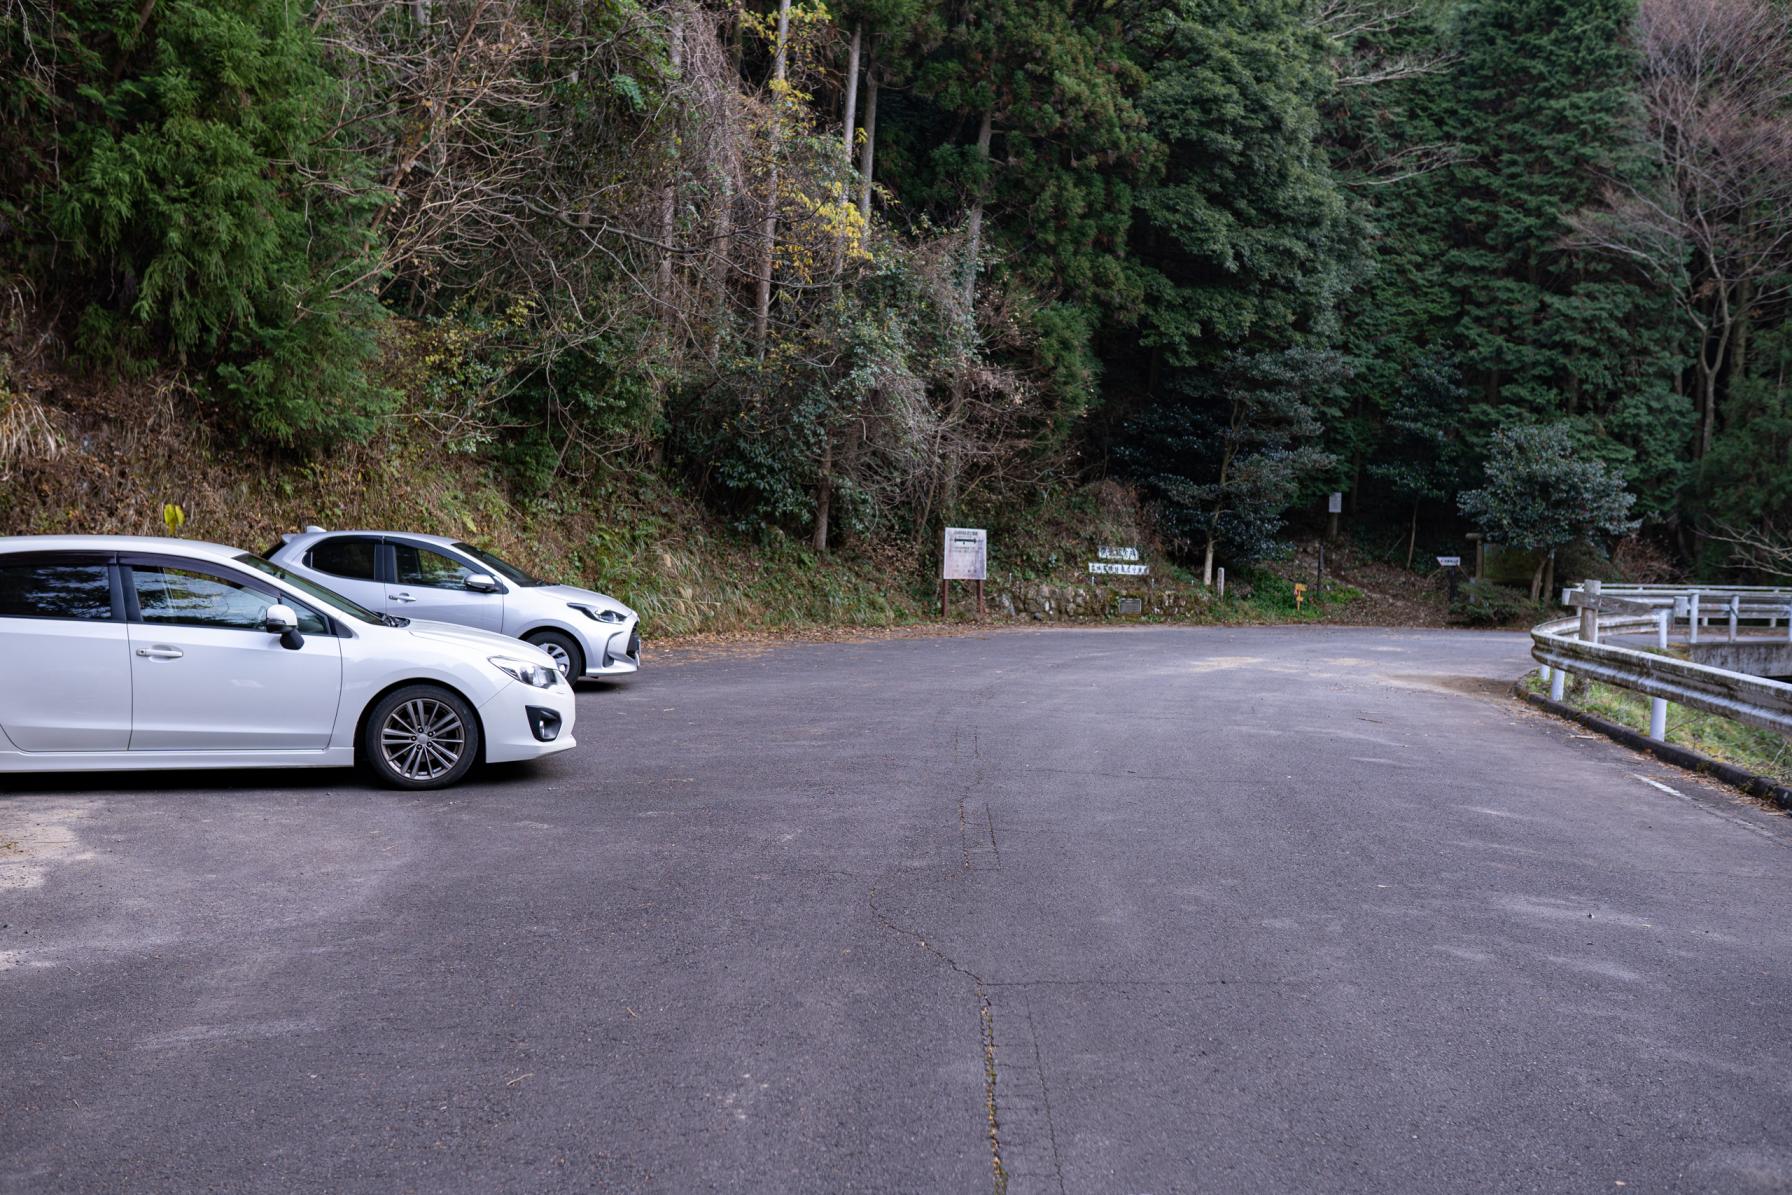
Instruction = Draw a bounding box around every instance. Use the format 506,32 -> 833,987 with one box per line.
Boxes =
135,646 -> 184,660
392,592 -> 417,603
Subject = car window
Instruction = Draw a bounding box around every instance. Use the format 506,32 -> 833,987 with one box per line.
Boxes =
308,537 -> 380,582
233,553 -> 384,625
0,563 -> 113,621
453,542 -> 545,586
393,543 -> 475,590
132,565 -> 328,634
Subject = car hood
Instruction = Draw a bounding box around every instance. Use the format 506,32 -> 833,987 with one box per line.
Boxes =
405,619 -> 557,665
539,583 -> 636,620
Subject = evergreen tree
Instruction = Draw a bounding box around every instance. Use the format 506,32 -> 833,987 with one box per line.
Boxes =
3,0 -> 388,443
1427,0 -> 1688,510
1111,0 -> 1362,570
1459,422 -> 1641,599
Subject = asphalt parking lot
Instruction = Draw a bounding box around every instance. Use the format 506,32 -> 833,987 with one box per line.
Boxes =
5,625 -> 1792,1193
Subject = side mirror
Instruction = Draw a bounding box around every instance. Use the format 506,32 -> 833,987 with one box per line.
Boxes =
465,573 -> 499,593
265,604 -> 304,651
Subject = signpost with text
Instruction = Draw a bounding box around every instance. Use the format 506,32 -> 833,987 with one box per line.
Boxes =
942,527 -> 988,618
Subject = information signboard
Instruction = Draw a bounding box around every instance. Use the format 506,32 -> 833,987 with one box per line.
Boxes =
1328,492 -> 1343,514
1436,556 -> 1462,568
1088,562 -> 1149,576
943,527 -> 988,581
1097,546 -> 1140,561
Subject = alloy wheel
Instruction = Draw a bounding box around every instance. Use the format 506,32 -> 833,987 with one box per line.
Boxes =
380,697 -> 467,782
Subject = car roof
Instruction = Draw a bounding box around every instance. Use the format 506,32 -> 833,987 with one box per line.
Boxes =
0,534 -> 251,560
293,530 -> 464,549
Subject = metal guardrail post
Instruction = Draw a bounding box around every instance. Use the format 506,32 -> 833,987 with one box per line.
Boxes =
1650,608 -> 1669,741
1532,583 -> 1792,739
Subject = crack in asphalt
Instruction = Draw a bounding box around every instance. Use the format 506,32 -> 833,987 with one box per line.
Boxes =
867,885 -> 1006,1194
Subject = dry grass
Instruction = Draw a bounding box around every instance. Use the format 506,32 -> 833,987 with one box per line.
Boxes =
0,383 -> 64,479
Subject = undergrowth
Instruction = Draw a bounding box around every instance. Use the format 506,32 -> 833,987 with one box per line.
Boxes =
1526,674 -> 1792,786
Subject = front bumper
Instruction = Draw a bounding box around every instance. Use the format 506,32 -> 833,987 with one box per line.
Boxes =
479,677 -> 577,764
581,618 -> 642,678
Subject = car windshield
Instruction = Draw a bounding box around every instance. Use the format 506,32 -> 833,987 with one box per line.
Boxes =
453,542 -> 547,587
233,553 -> 387,625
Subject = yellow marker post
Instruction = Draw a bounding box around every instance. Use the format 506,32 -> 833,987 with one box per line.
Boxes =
1294,582 -> 1307,610
162,503 -> 186,536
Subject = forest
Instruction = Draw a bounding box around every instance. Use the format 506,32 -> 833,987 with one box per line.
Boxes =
3,0 -> 1792,615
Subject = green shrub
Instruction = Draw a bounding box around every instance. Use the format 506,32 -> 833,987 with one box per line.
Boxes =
8,0 -> 389,443
1450,577 -> 1537,627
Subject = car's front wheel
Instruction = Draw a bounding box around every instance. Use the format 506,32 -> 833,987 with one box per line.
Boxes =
526,629 -> 584,683
363,685 -> 481,790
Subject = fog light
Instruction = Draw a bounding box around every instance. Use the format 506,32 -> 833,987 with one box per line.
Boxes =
526,706 -> 562,743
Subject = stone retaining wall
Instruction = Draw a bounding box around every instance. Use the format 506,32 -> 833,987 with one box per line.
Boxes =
992,580 -> 1209,621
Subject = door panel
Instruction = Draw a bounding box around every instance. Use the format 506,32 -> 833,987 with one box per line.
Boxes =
0,560 -> 130,751
126,564 -> 342,751
387,541 -> 504,631
0,620 -> 132,751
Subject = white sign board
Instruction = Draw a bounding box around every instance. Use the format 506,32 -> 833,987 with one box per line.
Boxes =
943,527 -> 988,581
1088,563 -> 1149,576
1097,546 -> 1140,561
1328,492 -> 1343,514
1436,556 -> 1462,568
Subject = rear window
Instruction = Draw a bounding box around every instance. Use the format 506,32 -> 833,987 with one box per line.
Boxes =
0,563 -> 114,621
308,537 -> 380,582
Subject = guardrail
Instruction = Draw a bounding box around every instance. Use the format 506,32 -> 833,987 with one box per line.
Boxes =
1531,579 -> 1792,740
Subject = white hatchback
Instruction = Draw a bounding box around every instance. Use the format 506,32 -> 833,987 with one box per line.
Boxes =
267,530 -> 641,683
0,536 -> 577,789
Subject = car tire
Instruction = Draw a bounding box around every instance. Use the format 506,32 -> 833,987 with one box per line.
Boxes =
526,629 -> 584,683
362,684 -> 481,790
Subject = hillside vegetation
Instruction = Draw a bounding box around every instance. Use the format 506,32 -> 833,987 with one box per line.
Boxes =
4,0 -> 1791,624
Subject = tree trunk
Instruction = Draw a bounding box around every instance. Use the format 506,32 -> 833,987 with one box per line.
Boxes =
1406,502 -> 1418,571
830,24 -> 863,281
961,109 -> 994,307
753,0 -> 791,355
1529,553 -> 1547,604
813,437 -> 832,552
1698,288 -> 1736,459
658,11 -> 684,314
708,118 -> 735,362
1543,548 -> 1556,607
841,24 -> 861,157
856,55 -> 879,223
1734,276 -> 1754,388
1203,536 -> 1216,588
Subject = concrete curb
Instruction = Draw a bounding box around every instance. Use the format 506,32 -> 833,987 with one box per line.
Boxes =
1517,687 -> 1792,813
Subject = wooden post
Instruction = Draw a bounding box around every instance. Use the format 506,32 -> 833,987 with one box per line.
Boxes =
976,580 -> 985,619
941,579 -> 949,619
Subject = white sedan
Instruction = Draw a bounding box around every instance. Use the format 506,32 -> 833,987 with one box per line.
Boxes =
0,536 -> 577,789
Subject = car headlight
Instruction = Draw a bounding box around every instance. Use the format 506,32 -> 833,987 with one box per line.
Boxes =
490,656 -> 557,688
570,603 -> 627,624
